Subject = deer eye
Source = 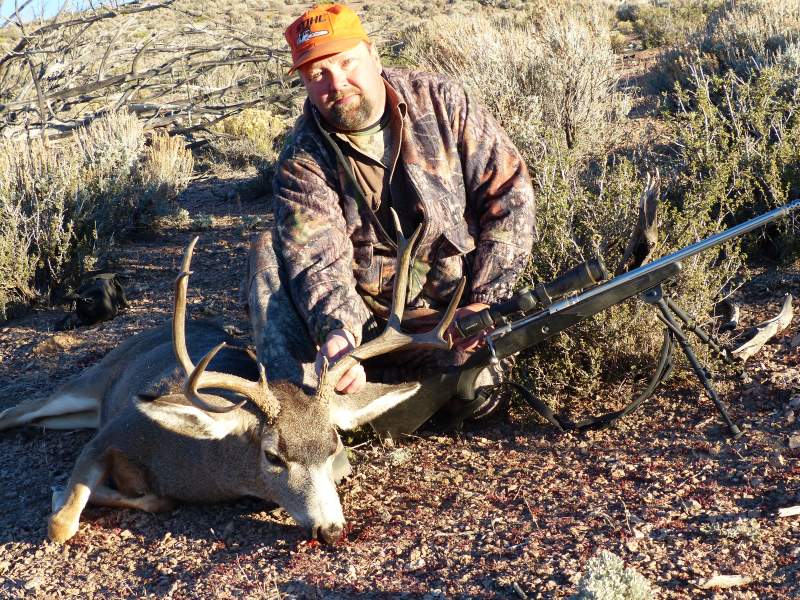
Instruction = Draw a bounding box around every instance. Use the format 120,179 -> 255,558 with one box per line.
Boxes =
263,450 -> 286,468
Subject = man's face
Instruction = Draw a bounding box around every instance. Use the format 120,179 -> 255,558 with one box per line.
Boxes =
299,42 -> 386,131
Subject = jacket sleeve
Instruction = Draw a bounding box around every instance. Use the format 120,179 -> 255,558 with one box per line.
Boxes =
449,83 -> 537,305
273,151 -> 371,347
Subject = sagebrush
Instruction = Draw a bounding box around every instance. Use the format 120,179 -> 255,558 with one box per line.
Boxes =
572,550 -> 656,600
0,112 -> 193,319
397,3 -> 798,410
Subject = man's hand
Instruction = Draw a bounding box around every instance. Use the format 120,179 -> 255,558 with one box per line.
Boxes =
449,302 -> 491,352
315,328 -> 366,394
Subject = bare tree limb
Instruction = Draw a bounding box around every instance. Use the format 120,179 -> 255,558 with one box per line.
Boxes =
0,0 -> 176,68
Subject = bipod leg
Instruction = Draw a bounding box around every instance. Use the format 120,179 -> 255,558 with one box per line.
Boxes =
662,296 -> 738,368
651,297 -> 742,439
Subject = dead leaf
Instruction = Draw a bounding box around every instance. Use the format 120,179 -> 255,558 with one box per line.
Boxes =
31,333 -> 82,356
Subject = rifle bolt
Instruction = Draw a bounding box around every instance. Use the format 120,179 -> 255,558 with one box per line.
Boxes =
541,326 -> 550,334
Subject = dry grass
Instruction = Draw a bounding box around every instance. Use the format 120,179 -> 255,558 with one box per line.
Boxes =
397,9 -> 625,165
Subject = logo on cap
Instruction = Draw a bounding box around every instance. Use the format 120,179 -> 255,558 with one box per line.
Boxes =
297,28 -> 329,45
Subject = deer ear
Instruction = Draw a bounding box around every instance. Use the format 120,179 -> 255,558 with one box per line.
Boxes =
328,382 -> 423,430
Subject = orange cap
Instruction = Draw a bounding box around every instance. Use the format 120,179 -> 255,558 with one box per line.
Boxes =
284,4 -> 370,74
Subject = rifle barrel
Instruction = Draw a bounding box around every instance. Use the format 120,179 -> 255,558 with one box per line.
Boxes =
502,200 -> 800,334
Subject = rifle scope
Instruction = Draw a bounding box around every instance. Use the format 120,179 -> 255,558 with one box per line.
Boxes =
454,257 -> 608,338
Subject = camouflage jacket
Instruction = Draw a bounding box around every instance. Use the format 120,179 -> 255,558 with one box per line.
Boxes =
273,67 -> 536,347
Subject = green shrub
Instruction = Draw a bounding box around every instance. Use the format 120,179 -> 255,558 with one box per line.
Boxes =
671,64 -> 800,253
211,107 -> 289,169
0,112 -> 193,319
572,550 -> 656,599
617,0 -> 723,49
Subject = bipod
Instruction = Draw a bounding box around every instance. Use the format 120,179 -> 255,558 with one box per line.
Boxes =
641,285 -> 743,439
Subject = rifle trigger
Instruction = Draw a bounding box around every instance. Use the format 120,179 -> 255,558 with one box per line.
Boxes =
486,336 -> 500,365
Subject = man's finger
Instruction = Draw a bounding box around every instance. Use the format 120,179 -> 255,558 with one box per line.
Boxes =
336,364 -> 365,393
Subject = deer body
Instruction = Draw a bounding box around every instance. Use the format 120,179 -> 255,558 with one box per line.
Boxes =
1,217 -> 464,544
5,319 -> 358,543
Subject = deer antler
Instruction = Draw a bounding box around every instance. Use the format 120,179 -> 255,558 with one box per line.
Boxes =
317,210 -> 466,401
173,237 -> 279,420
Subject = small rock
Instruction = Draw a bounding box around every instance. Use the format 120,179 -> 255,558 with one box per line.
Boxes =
407,558 -> 426,571
388,448 -> 411,466
24,577 -> 42,590
789,435 -> 800,450
377,506 -> 391,523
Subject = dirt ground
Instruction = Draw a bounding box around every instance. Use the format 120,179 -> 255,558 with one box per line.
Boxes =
0,164 -> 798,599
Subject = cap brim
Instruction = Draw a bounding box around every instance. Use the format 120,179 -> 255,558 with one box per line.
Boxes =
288,37 -> 367,74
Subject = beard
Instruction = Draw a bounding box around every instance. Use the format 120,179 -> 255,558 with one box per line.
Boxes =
326,91 -> 376,131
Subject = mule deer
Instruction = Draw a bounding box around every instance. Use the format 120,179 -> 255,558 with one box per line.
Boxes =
0,214 -> 464,544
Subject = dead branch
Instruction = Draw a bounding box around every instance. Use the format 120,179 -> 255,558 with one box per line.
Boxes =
0,0 -> 177,69
730,294 -> 794,362
0,1 -> 300,143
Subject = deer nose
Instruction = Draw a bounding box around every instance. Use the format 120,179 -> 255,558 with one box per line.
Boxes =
312,522 -> 344,544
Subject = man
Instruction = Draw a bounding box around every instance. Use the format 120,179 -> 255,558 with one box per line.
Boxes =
247,3 -> 535,429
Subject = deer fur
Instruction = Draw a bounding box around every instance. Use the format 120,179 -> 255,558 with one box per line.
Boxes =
0,222 -> 462,545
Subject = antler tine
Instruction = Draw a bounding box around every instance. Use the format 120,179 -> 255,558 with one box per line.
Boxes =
173,238 -> 278,418
184,343 -> 247,413
315,356 -> 330,402
413,275 -> 467,346
173,236 -> 199,376
321,210 -> 466,390
184,342 -> 279,417
386,208 -> 423,328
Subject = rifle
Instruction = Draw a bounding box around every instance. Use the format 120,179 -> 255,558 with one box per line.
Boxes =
450,200 -> 800,438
